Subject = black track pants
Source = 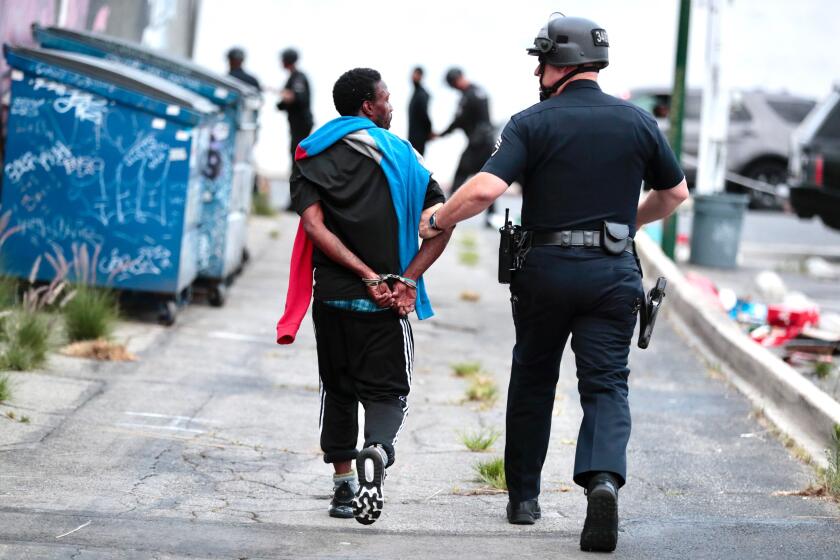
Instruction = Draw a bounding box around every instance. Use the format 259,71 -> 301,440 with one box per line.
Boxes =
312,301 -> 413,467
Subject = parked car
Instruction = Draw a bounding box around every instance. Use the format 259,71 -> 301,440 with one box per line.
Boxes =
788,86 -> 840,230
625,87 -> 815,209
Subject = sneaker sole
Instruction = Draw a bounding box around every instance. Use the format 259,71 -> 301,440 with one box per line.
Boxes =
580,488 -> 618,552
353,449 -> 384,525
329,506 -> 354,519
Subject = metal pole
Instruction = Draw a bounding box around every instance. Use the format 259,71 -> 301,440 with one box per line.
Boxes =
696,0 -> 730,195
662,0 -> 692,258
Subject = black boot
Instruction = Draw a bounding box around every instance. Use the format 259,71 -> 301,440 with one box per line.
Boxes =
580,473 -> 619,552
506,499 -> 541,525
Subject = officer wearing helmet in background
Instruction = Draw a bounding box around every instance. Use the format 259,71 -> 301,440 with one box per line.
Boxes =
226,47 -> 261,91
277,47 -> 314,173
419,14 -> 689,552
433,67 -> 496,226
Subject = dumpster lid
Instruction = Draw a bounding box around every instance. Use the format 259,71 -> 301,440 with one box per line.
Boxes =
6,45 -> 217,115
33,25 -> 260,103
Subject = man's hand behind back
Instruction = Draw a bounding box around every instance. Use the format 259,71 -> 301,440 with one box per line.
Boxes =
392,282 -> 417,317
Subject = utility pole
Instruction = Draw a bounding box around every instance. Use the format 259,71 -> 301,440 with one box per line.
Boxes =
695,0 -> 729,195
662,0 -> 692,258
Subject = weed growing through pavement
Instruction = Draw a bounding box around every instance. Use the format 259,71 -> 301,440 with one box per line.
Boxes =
252,191 -> 276,217
814,361 -> 833,379
458,250 -> 480,267
63,286 -> 118,342
474,457 -> 507,491
452,361 -> 481,377
466,375 -> 498,404
460,427 -> 501,452
0,311 -> 50,371
822,424 -> 840,499
269,229 -> 280,239
19,415 -> 30,424
5,410 -> 15,420
0,374 -> 11,402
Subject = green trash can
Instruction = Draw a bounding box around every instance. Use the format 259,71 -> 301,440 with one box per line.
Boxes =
689,193 -> 749,268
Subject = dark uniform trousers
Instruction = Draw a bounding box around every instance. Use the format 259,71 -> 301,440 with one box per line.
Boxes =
312,301 -> 413,467
506,246 -> 643,503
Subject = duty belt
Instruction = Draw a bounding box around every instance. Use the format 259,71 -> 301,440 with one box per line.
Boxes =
530,230 -> 636,255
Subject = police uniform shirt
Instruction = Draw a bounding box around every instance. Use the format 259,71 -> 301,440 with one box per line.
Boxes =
278,70 -> 314,133
482,80 -> 684,236
442,84 -> 493,145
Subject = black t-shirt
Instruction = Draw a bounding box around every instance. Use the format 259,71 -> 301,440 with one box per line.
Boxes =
291,142 -> 445,300
482,80 -> 684,236
228,68 -> 261,91
408,83 -> 432,148
442,84 -> 494,147
278,70 -> 313,133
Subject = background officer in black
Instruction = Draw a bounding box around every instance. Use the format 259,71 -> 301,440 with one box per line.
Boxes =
434,67 -> 496,225
408,66 -> 433,155
277,48 -> 314,173
420,14 -> 689,553
226,47 -> 261,91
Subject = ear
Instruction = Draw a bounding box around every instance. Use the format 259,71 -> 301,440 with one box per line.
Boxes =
361,99 -> 373,117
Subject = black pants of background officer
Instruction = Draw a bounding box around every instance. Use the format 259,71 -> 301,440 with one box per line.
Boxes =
505,245 -> 643,504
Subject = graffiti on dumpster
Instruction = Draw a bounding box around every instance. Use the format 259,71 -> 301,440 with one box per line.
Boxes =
123,134 -> 170,170
33,76 -> 109,126
10,97 -> 45,117
98,244 -> 173,281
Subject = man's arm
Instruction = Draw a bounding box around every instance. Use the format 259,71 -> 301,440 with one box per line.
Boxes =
419,172 -> 507,238
392,204 -> 453,315
301,202 -> 393,307
636,179 -> 690,230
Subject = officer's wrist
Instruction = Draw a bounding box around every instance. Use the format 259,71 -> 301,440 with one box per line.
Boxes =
429,210 -> 445,231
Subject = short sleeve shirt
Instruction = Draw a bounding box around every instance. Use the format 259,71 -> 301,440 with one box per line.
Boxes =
482,80 -> 684,236
291,142 -> 444,300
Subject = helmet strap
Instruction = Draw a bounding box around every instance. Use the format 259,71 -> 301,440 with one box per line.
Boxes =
539,65 -> 598,101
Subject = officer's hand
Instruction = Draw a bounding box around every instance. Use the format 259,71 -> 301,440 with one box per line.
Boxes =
419,203 -> 444,240
366,282 -> 394,308
392,281 -> 417,317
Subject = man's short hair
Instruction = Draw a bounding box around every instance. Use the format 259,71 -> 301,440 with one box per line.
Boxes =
227,47 -> 245,61
333,68 -> 381,116
413,66 -> 424,76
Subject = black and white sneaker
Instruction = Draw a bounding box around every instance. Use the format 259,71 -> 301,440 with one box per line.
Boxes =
580,473 -> 619,552
329,479 -> 357,519
353,445 -> 387,525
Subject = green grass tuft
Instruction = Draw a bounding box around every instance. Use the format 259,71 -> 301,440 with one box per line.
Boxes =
460,233 -> 478,249
452,361 -> 481,377
252,191 -> 276,217
458,250 -> 480,267
0,311 -> 50,371
63,287 -> 118,342
460,427 -> 501,452
466,375 -> 498,403
0,374 -> 12,402
474,457 -> 507,490
0,276 -> 18,309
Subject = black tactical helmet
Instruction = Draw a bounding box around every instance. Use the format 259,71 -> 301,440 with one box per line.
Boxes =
281,48 -> 299,66
444,67 -> 463,88
527,13 -> 609,69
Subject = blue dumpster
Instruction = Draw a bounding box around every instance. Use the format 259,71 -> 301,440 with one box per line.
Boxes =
33,25 -> 262,306
1,46 -> 216,324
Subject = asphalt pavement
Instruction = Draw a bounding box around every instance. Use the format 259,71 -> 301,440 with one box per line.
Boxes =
0,214 -> 838,559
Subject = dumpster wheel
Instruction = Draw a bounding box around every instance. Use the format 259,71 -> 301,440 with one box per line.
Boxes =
158,300 -> 178,326
208,283 -> 227,307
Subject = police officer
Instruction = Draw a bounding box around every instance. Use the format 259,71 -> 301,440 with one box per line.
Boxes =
420,14 -> 688,553
277,48 -> 314,172
435,67 -> 496,225
226,47 -> 261,91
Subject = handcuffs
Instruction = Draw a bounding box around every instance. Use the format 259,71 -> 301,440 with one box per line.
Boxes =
362,274 -> 417,289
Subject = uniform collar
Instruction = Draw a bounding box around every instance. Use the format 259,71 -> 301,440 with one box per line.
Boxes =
562,79 -> 601,92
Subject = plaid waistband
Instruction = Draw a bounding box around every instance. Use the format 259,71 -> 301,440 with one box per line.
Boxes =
322,298 -> 389,313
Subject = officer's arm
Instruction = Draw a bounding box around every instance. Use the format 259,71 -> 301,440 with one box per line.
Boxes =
636,178 -> 690,229
301,202 -> 393,306
420,172 -> 507,238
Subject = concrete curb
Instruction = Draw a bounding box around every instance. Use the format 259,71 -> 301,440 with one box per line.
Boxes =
636,230 -> 840,466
